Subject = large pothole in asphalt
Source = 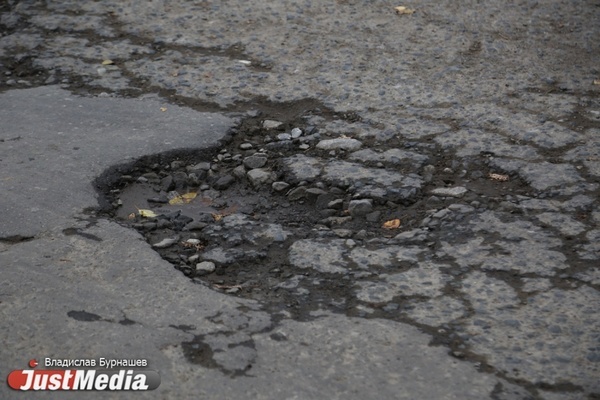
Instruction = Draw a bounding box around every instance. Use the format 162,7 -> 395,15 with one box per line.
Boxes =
95,102 -> 532,324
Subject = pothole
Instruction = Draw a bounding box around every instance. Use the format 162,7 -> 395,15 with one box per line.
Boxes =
95,102 -> 579,392
95,104 -> 531,322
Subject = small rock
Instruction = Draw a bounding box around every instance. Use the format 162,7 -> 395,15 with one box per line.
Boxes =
188,162 -> 211,171
423,165 -> 435,182
263,120 -> 283,129
196,261 -> 216,275
348,199 -> 373,216
214,174 -> 235,190
327,199 -> 344,209
277,133 -> 292,141
239,143 -> 253,150
426,196 -> 443,206
186,238 -> 201,245
394,229 -> 425,241
171,160 -> 185,170
272,181 -> 290,192
333,229 -> 353,238
147,194 -> 169,204
183,221 -> 208,231
287,186 -> 307,200
298,144 -> 310,150
188,254 -> 200,263
291,127 -> 303,138
160,175 -> 174,191
431,187 -> 468,198
152,237 -> 178,248
243,154 -> 268,169
354,230 -> 368,240
345,239 -> 356,248
305,188 -> 327,202
232,165 -> 246,179
316,138 -> 362,151
156,219 -> 172,229
447,204 -> 475,213
187,172 -> 201,186
140,222 -> 157,231
172,171 -> 188,189
247,168 -> 273,186
323,216 -> 352,226
432,209 -> 450,219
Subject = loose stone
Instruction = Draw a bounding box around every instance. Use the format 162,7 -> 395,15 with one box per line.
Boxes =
272,181 -> 290,192
233,165 -> 246,179
214,174 -> 236,190
239,143 -> 253,150
243,154 -> 268,169
431,186 -> 468,198
277,133 -> 292,141
316,138 -> 362,151
333,229 -> 353,238
291,127 -> 303,138
327,199 -> 344,209
196,261 -> 216,275
348,199 -> 373,216
148,194 -> 169,203
247,168 -> 273,186
287,186 -> 308,200
189,162 -> 211,171
171,160 -> 185,170
152,237 -> 178,248
263,120 -> 283,129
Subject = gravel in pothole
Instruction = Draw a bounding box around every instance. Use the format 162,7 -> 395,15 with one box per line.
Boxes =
96,107 -> 537,323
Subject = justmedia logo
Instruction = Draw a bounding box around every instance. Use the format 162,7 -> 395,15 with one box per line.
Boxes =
7,359 -> 161,391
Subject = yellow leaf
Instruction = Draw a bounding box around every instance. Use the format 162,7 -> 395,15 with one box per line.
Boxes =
211,213 -> 223,222
138,209 -> 158,218
395,6 -> 415,15
382,219 -> 401,229
160,107 -> 167,112
488,173 -> 509,182
169,192 -> 198,205
594,80 -> 600,86
102,59 -> 114,65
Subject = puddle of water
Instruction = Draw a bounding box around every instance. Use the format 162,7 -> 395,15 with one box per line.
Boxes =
116,183 -> 218,220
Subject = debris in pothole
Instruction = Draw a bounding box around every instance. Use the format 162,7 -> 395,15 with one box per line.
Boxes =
382,219 -> 401,229
394,6 -> 415,15
97,105 -> 548,325
488,173 -> 509,182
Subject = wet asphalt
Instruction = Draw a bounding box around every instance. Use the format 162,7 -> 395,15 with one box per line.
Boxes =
0,1 -> 599,399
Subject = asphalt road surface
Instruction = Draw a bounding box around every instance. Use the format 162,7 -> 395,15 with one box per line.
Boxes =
1,1 -> 599,399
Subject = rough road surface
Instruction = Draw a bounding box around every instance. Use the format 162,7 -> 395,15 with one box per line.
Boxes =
1,1 -> 599,399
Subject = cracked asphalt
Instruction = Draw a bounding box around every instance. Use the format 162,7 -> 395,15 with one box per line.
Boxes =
1,1 -> 599,399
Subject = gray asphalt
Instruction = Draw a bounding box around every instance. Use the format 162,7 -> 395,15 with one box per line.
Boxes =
1,1 -> 599,399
